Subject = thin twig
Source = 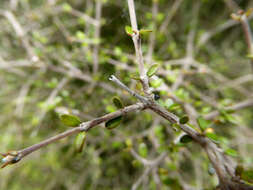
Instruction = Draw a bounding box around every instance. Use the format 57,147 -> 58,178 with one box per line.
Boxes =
127,0 -> 150,94
16,103 -> 145,160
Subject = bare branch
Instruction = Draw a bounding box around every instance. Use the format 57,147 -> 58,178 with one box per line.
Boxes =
127,0 -> 150,94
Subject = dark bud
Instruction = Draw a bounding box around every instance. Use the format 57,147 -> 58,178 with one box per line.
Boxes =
154,92 -> 160,100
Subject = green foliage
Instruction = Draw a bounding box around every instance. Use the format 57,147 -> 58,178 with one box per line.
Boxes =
197,117 -> 210,131
147,64 -> 159,77
180,135 -> 193,144
0,0 -> 252,189
112,96 -> 123,109
62,3 -> 72,12
75,132 -> 86,153
241,169 -> 253,183
179,115 -> 189,124
60,114 -> 81,127
125,25 -> 133,36
225,148 -> 238,157
138,142 -> 148,157
105,116 -> 122,129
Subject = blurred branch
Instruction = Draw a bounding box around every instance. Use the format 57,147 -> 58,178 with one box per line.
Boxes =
204,98 -> 253,120
92,0 -> 102,74
159,0 -> 183,33
0,10 -> 39,62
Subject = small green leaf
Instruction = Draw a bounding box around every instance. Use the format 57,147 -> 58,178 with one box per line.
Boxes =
231,13 -> 241,21
162,177 -> 183,189
130,73 -> 141,80
125,25 -> 133,36
139,29 -> 152,34
246,8 -> 253,17
164,99 -> 174,109
167,103 -> 181,111
75,132 -> 86,153
205,132 -> 219,142
60,114 -> 81,127
241,169 -> 253,183
246,54 -> 253,59
76,31 -> 86,40
225,148 -> 238,157
220,110 -> 238,124
180,135 -> 193,143
138,142 -> 148,157
197,117 -> 210,131
62,3 -> 72,12
179,115 -> 189,124
150,77 -> 163,88
125,138 -> 133,148
112,96 -> 123,109
147,64 -> 159,77
158,168 -> 169,175
235,165 -> 244,177
105,116 -> 122,129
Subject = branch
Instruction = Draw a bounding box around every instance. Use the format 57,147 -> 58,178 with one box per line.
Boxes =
204,98 -> 253,120
109,75 -> 149,103
127,0 -> 150,94
109,75 -> 253,189
92,0 -> 102,74
1,103 -> 145,167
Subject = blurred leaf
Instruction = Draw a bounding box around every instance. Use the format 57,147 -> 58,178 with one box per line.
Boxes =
246,54 -> 253,59
162,177 -> 183,190
75,132 -> 86,153
164,98 -> 174,109
62,3 -> 72,12
225,148 -> 238,157
132,160 -> 141,168
130,73 -> 141,80
125,25 -> 133,36
246,8 -> 253,17
180,135 -> 193,143
60,114 -> 81,127
241,169 -> 253,183
125,138 -> 133,148
147,64 -> 159,77
112,96 -> 123,109
220,109 -> 238,124
138,142 -> 148,157
150,77 -> 163,88
105,116 -> 122,129
139,29 -> 152,35
205,132 -> 219,142
76,31 -> 86,40
230,13 -> 241,21
158,168 -> 168,175
235,165 -> 244,177
168,103 -> 181,111
179,115 -> 189,124
197,117 -> 210,131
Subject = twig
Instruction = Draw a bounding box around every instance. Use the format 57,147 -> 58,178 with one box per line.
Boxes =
159,0 -> 183,33
1,10 -> 39,62
8,103 -> 145,162
109,75 -> 149,104
146,0 -> 158,65
92,0 -> 102,74
204,98 -> 253,120
127,0 -> 150,94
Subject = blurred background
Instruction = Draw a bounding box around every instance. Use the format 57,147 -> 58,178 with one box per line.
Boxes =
0,0 -> 252,189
